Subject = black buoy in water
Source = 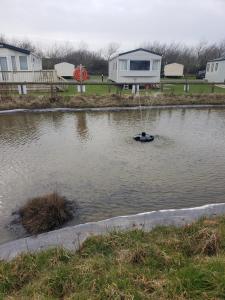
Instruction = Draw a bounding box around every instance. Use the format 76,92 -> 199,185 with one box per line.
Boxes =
133,131 -> 154,143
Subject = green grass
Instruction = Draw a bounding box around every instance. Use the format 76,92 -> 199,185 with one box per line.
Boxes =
1,78 -> 225,98
1,216 -> 225,299
163,83 -> 225,95
62,84 -> 118,96
61,84 -> 222,97
56,83 -> 225,97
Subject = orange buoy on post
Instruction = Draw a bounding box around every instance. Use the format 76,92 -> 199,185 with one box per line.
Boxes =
73,65 -> 88,82
73,65 -> 89,93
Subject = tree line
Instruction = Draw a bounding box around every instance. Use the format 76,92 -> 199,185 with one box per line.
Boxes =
1,33 -> 225,75
143,40 -> 225,74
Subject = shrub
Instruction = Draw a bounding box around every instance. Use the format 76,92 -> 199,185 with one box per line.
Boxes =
20,192 -> 74,235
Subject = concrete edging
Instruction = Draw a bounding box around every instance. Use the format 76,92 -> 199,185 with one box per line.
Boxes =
1,203 -> 225,260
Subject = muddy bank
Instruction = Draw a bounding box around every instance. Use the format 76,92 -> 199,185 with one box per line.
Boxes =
0,93 -> 225,111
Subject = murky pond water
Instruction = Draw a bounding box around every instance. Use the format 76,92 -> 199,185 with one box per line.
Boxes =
0,107 -> 225,244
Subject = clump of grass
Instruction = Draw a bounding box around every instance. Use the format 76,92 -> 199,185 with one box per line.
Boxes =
195,228 -> 220,256
19,192 -> 74,235
129,247 -> 147,264
180,225 -> 221,257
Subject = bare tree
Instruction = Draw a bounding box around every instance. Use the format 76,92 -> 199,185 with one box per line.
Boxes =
104,42 -> 120,61
0,33 -> 6,43
142,39 -> 225,74
46,42 -> 74,58
217,39 -> 225,57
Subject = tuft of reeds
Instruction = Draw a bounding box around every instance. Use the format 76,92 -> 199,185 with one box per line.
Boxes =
195,228 -> 220,256
129,247 -> 147,264
19,192 -> 74,235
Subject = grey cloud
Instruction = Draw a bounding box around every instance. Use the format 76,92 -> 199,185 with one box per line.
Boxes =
0,0 -> 225,50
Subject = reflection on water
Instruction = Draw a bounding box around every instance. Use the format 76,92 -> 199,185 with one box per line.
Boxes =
76,112 -> 89,140
0,108 -> 225,244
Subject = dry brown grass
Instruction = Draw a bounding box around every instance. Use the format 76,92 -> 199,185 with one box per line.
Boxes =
195,228 -> 220,256
20,192 -> 74,234
129,247 -> 147,265
133,275 -> 167,295
0,93 -> 225,111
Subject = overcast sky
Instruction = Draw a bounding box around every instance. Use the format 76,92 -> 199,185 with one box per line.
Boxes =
1,0 -> 225,51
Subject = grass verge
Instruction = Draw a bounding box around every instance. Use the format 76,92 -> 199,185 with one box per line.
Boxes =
1,216 -> 225,299
0,93 -> 225,111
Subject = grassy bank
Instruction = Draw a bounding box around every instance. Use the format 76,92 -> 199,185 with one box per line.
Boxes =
0,93 -> 225,111
1,216 -> 225,299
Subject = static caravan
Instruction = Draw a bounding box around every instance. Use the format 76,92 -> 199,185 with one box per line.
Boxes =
205,56 -> 225,83
54,62 -> 75,78
164,63 -> 184,77
0,43 -> 42,72
0,42 -> 43,82
108,48 -> 162,84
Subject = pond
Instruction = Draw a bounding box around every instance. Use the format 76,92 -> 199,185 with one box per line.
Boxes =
0,107 -> 225,244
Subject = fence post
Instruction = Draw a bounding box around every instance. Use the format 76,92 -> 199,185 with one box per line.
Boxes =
119,85 -> 122,97
160,83 -> 163,92
211,84 -> 215,93
184,80 -> 189,93
50,84 -> 54,98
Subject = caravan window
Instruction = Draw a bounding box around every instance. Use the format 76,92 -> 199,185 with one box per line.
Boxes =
153,60 -> 160,70
215,63 -> 218,71
0,57 -> 8,71
11,56 -> 17,71
130,60 -> 150,71
19,56 -> 28,70
211,63 -> 214,72
119,60 -> 127,71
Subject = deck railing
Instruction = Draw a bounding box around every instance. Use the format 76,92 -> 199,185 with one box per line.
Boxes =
0,70 -> 60,83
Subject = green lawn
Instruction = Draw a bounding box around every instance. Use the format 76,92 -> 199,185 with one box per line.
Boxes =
59,83 -> 225,97
163,83 -> 225,94
1,80 -> 225,98
62,84 -> 118,96
1,216 -> 225,299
